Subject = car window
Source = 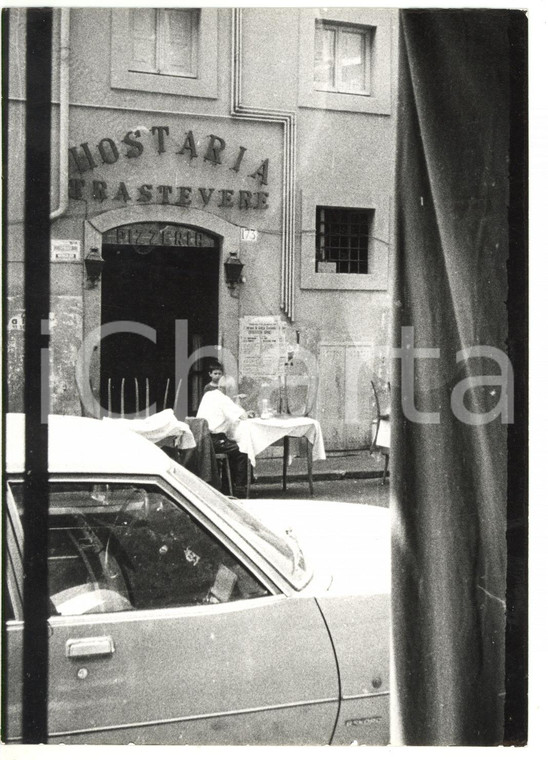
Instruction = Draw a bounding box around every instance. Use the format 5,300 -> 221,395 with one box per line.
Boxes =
167,462 -> 311,590
8,482 -> 269,615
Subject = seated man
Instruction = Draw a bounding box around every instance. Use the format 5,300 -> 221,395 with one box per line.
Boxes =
196,388 -> 251,497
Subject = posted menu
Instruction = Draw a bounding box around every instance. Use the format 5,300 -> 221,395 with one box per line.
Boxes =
239,316 -> 287,378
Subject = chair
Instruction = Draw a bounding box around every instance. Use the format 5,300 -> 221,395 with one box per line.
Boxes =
215,453 -> 233,496
370,379 -> 390,485
181,418 -> 222,490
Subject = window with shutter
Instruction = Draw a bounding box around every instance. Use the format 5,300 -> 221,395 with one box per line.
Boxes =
111,8 -> 217,98
314,21 -> 372,95
129,9 -> 199,79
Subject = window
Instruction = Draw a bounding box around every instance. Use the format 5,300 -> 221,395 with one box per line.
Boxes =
301,191 -> 389,290
111,8 -> 218,99
314,21 -> 372,95
170,463 -> 311,590
9,481 -> 269,615
316,207 -> 372,274
130,9 -> 199,79
298,8 -> 393,115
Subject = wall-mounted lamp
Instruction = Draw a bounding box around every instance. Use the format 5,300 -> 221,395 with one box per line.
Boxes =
85,247 -> 104,287
224,251 -> 244,289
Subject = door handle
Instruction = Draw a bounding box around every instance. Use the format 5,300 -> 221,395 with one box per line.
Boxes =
66,636 -> 115,659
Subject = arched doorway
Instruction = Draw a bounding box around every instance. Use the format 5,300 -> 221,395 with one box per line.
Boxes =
99,222 -> 220,417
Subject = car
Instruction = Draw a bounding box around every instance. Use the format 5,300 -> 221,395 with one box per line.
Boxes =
3,413 -> 390,746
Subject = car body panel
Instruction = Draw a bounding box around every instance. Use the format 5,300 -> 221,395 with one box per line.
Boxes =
241,501 -> 391,745
316,595 -> 389,697
247,500 -> 390,598
6,596 -> 339,744
316,594 -> 390,744
330,694 -> 389,745
5,413 -> 172,476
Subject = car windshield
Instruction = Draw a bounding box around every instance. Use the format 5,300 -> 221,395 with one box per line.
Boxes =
167,462 -> 311,590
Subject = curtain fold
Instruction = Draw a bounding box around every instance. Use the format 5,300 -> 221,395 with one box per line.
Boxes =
392,10 -> 513,745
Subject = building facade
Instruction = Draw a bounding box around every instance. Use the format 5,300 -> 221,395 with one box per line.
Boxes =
6,7 -> 398,449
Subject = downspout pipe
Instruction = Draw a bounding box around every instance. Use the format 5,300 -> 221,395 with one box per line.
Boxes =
50,7 -> 69,220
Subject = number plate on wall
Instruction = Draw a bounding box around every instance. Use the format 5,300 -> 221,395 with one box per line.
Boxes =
241,228 -> 258,242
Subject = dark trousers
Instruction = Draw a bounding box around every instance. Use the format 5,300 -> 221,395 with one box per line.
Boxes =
210,433 -> 249,490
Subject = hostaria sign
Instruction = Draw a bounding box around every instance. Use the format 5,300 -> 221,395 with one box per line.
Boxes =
68,126 -> 271,211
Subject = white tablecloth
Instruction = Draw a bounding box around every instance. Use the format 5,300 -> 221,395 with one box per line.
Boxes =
232,415 -> 326,467
102,409 -> 196,450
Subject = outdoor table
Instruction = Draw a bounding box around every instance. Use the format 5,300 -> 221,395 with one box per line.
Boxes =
102,408 -> 196,449
232,415 -> 326,497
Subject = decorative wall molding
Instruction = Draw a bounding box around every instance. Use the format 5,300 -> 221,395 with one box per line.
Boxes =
230,9 -> 297,321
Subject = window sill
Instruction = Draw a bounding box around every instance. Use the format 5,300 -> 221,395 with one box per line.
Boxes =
301,272 -> 388,292
128,69 -> 199,81
313,86 -> 372,98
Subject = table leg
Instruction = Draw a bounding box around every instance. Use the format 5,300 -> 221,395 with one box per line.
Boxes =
246,459 -> 251,499
307,439 -> 314,495
282,436 -> 289,492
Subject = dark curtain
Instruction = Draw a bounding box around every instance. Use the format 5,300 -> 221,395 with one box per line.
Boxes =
392,10 -> 526,745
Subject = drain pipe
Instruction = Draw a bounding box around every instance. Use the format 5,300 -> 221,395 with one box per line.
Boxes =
50,7 -> 69,220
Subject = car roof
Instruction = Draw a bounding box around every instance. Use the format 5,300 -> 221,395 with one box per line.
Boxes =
5,413 -> 172,476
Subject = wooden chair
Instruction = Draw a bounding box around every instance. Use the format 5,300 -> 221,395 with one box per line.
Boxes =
215,453 -> 233,496
370,379 -> 390,485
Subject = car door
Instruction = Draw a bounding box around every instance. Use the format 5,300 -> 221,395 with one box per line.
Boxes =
5,478 -> 339,745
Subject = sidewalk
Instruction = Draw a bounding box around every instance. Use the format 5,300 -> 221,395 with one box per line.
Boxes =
254,447 -> 388,484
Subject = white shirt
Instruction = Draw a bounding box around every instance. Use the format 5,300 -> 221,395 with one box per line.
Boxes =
196,389 -> 246,435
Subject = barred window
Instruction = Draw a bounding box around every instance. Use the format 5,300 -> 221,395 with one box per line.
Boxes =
316,207 -> 372,274
314,21 -> 372,95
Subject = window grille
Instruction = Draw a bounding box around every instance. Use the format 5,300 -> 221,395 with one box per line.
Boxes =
316,207 -> 372,274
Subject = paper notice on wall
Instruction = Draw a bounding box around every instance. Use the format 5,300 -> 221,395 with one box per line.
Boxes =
51,239 -> 81,261
239,316 -> 287,378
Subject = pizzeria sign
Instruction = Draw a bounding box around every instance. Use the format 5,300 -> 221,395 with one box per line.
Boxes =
103,223 -> 216,249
